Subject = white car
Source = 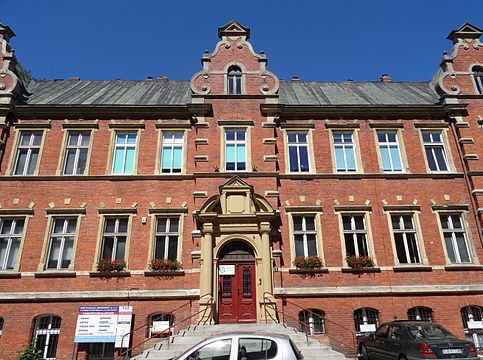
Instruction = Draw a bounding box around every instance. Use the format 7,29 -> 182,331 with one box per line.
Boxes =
173,332 -> 304,360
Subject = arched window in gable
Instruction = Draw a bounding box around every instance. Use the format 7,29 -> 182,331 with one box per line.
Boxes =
227,66 -> 242,95
472,65 -> 483,94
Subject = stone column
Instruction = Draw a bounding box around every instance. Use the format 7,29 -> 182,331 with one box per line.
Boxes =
199,223 -> 214,323
260,222 -> 276,322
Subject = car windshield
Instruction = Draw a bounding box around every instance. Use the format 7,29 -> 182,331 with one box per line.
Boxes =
407,324 -> 456,340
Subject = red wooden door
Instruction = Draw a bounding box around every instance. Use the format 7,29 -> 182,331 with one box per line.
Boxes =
218,263 -> 256,323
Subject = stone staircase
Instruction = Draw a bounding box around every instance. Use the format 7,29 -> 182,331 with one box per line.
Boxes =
131,323 -> 350,360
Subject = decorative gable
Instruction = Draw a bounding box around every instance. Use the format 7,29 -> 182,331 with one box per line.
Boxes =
447,23 -> 483,43
218,20 -> 250,40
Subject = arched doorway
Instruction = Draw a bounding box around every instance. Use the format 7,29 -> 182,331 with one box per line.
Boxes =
218,241 -> 256,323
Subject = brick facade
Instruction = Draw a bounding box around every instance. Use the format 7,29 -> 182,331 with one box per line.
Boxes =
0,21 -> 481,359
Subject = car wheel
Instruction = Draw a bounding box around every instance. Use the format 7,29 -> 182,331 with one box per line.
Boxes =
360,345 -> 370,360
398,355 -> 407,360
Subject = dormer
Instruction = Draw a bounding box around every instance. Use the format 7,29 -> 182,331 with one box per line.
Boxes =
432,22 -> 483,97
190,20 -> 279,97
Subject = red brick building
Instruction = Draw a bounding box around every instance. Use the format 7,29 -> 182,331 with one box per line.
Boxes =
0,20 -> 482,359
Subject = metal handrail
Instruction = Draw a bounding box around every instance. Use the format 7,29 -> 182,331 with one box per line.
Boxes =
263,292 -> 357,359
119,293 -> 214,359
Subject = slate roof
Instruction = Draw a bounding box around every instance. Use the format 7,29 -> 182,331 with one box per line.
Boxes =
278,81 -> 440,106
22,80 -> 192,106
19,79 -> 441,107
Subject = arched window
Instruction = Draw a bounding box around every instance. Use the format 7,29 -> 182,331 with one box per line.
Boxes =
354,308 -> 379,334
407,306 -> 433,321
227,66 -> 242,95
472,66 -> 483,94
147,312 -> 174,338
298,309 -> 325,334
461,305 -> 483,349
33,315 -> 61,359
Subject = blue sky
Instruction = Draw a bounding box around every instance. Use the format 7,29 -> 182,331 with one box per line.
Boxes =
3,0 -> 482,82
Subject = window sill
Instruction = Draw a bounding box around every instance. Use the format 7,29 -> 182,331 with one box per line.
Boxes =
444,264 -> 483,271
393,265 -> 432,272
289,268 -> 329,274
342,267 -> 381,274
89,271 -> 131,278
34,271 -> 77,278
144,270 -> 185,277
0,271 -> 22,279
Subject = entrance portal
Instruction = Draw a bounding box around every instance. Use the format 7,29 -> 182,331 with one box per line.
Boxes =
218,242 -> 257,323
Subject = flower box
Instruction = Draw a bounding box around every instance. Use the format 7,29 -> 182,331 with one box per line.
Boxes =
144,270 -> 185,277
97,259 -> 127,272
292,256 -> 324,270
149,258 -> 183,272
289,268 -> 329,274
345,255 -> 375,269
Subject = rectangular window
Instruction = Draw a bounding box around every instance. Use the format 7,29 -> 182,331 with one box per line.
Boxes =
112,132 -> 137,174
440,214 -> 471,263
377,131 -> 403,172
46,218 -> 77,270
333,132 -> 357,172
101,218 -> 128,260
391,214 -> 421,264
342,215 -> 369,257
154,217 -> 179,260
64,131 -> 90,175
13,131 -> 43,175
293,215 -> 318,257
161,132 -> 184,174
422,131 -> 449,172
0,218 -> 25,270
287,132 -> 310,172
225,130 -> 246,171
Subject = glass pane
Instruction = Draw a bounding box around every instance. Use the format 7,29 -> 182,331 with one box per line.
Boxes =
243,269 -> 251,294
226,144 -> 235,162
20,133 -> 33,146
455,234 -> 470,263
239,338 -> 278,360
26,149 -> 39,175
124,148 -> 135,174
112,148 -> 124,173
47,238 -> 61,268
236,132 -> 245,141
342,216 -> 352,230
53,219 -> 65,233
77,148 -> 88,174
174,133 -> 183,143
307,235 -> 317,256
422,133 -> 432,142
390,147 -> 402,170
68,133 -> 80,145
299,146 -> 309,172
157,218 -> 167,232
46,333 -> 59,357
377,133 -> 386,142
235,77 -> 242,94
335,147 -> 345,170
406,233 -> 420,263
62,237 -> 74,268
425,148 -> 437,171
236,144 -> 246,163
102,237 -> 114,259
294,236 -> 305,257
298,133 -> 307,142
444,234 -> 456,263
395,234 -> 408,263
380,147 -> 391,170
228,77 -> 234,94
287,133 -> 297,143
14,150 -> 27,174
357,234 -> 369,256
155,237 -> 166,259
173,147 -> 182,171
345,234 -> 355,255
403,216 -> 413,230
226,131 -> 235,141
117,218 -> 128,233
105,219 -> 116,233
127,133 -> 137,144
196,339 -> 232,360
293,217 -> 303,231
115,237 -> 126,260
289,147 -> 299,172
13,219 -> 25,234
1,219 -> 13,234
305,217 -> 315,231
391,216 -> 401,230
167,236 -> 178,260
162,147 -> 173,170
451,215 -> 462,229
169,218 -> 179,232
66,219 -> 77,233
0,240 -> 7,268
6,240 -> 20,269
32,133 -> 43,146
354,216 -> 364,230
434,148 -> 448,171
345,147 -> 356,170
333,133 -> 342,143
387,133 -> 397,142
64,149 -> 76,174
80,133 -> 90,146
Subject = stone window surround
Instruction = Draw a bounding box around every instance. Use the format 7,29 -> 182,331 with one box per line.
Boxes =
8,125 -> 50,176
326,126 -> 363,174
0,208 -> 33,272
219,121 -> 253,173
373,127 -> 408,173
57,125 -> 97,176
156,128 -> 188,175
283,128 -> 316,174
106,125 -> 144,175
416,125 -> 455,174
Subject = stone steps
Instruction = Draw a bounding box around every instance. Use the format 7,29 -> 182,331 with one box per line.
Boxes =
132,323 -> 348,360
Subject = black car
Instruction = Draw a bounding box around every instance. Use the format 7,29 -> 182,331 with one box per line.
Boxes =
358,321 -> 478,360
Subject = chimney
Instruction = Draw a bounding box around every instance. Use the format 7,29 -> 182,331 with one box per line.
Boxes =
157,75 -> 168,82
69,77 -> 80,81
380,74 -> 392,82
291,76 -> 301,82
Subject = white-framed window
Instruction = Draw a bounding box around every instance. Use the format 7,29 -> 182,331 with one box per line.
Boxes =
100,217 -> 128,261
292,215 -> 318,257
227,65 -> 242,95
161,132 -> 184,174
225,129 -> 247,171
422,131 -> 449,172
147,312 -> 173,338
391,214 -> 422,264
46,218 -> 77,270
354,308 -> 379,334
461,305 -> 483,349
33,315 -> 61,360
439,213 -> 471,264
333,131 -> 357,172
0,218 -> 25,271
342,215 -> 369,257
299,309 -> 325,335
287,132 -> 310,173
408,306 -> 433,321
63,131 -> 90,175
13,131 -> 43,175
377,131 -> 403,172
112,132 -> 137,174
472,65 -> 483,94
154,217 -> 180,260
